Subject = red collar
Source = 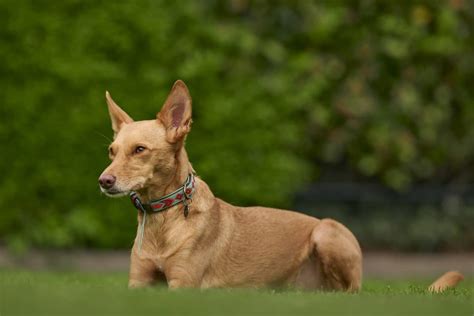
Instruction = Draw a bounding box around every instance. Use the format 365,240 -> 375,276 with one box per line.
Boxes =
130,174 -> 196,217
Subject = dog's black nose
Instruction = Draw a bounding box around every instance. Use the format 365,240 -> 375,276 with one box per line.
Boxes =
99,174 -> 116,189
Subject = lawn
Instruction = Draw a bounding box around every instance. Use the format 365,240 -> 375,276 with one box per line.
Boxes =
0,269 -> 472,315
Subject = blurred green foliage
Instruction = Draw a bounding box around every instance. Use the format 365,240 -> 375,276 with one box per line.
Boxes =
0,0 -> 473,250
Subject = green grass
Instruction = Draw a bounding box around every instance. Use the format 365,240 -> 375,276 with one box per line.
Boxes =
0,269 -> 472,315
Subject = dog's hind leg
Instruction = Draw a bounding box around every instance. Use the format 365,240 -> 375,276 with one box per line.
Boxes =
310,219 -> 362,292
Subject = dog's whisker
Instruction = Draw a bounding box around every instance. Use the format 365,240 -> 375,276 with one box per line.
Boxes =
94,131 -> 112,143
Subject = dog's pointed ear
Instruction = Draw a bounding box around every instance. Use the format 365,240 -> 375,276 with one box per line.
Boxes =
105,91 -> 133,137
157,80 -> 192,144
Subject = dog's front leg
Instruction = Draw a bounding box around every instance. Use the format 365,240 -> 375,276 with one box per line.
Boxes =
166,263 -> 201,289
167,277 -> 199,289
128,251 -> 163,289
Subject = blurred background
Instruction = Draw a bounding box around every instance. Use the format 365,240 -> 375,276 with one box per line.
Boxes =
0,0 -> 473,273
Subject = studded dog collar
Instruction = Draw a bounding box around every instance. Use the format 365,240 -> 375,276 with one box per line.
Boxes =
130,173 -> 196,217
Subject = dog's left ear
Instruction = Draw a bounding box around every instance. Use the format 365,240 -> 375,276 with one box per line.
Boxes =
157,80 -> 192,144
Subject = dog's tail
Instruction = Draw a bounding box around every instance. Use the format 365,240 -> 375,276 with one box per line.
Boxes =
428,271 -> 464,293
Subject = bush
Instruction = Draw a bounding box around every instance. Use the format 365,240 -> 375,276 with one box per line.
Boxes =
0,1 -> 473,249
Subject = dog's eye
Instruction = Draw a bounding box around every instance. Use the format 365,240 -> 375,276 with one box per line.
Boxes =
134,146 -> 146,154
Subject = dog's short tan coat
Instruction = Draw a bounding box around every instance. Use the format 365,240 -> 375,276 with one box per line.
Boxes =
100,80 -> 462,292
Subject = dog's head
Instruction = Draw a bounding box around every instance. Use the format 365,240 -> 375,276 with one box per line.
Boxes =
98,80 -> 192,197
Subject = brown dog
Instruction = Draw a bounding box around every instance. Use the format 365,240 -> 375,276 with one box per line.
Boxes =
99,80 -> 462,292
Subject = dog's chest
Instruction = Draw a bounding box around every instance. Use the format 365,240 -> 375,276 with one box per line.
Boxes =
138,251 -> 166,271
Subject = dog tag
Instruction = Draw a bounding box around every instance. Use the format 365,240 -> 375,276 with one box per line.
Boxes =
184,205 -> 189,218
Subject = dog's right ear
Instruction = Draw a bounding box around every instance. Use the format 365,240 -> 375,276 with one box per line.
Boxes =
105,91 -> 133,137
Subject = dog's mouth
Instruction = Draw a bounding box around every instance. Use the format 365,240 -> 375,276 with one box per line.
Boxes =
100,187 -> 129,198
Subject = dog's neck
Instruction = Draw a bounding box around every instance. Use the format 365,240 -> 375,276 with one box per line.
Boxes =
135,147 -> 194,204
132,147 -> 218,257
